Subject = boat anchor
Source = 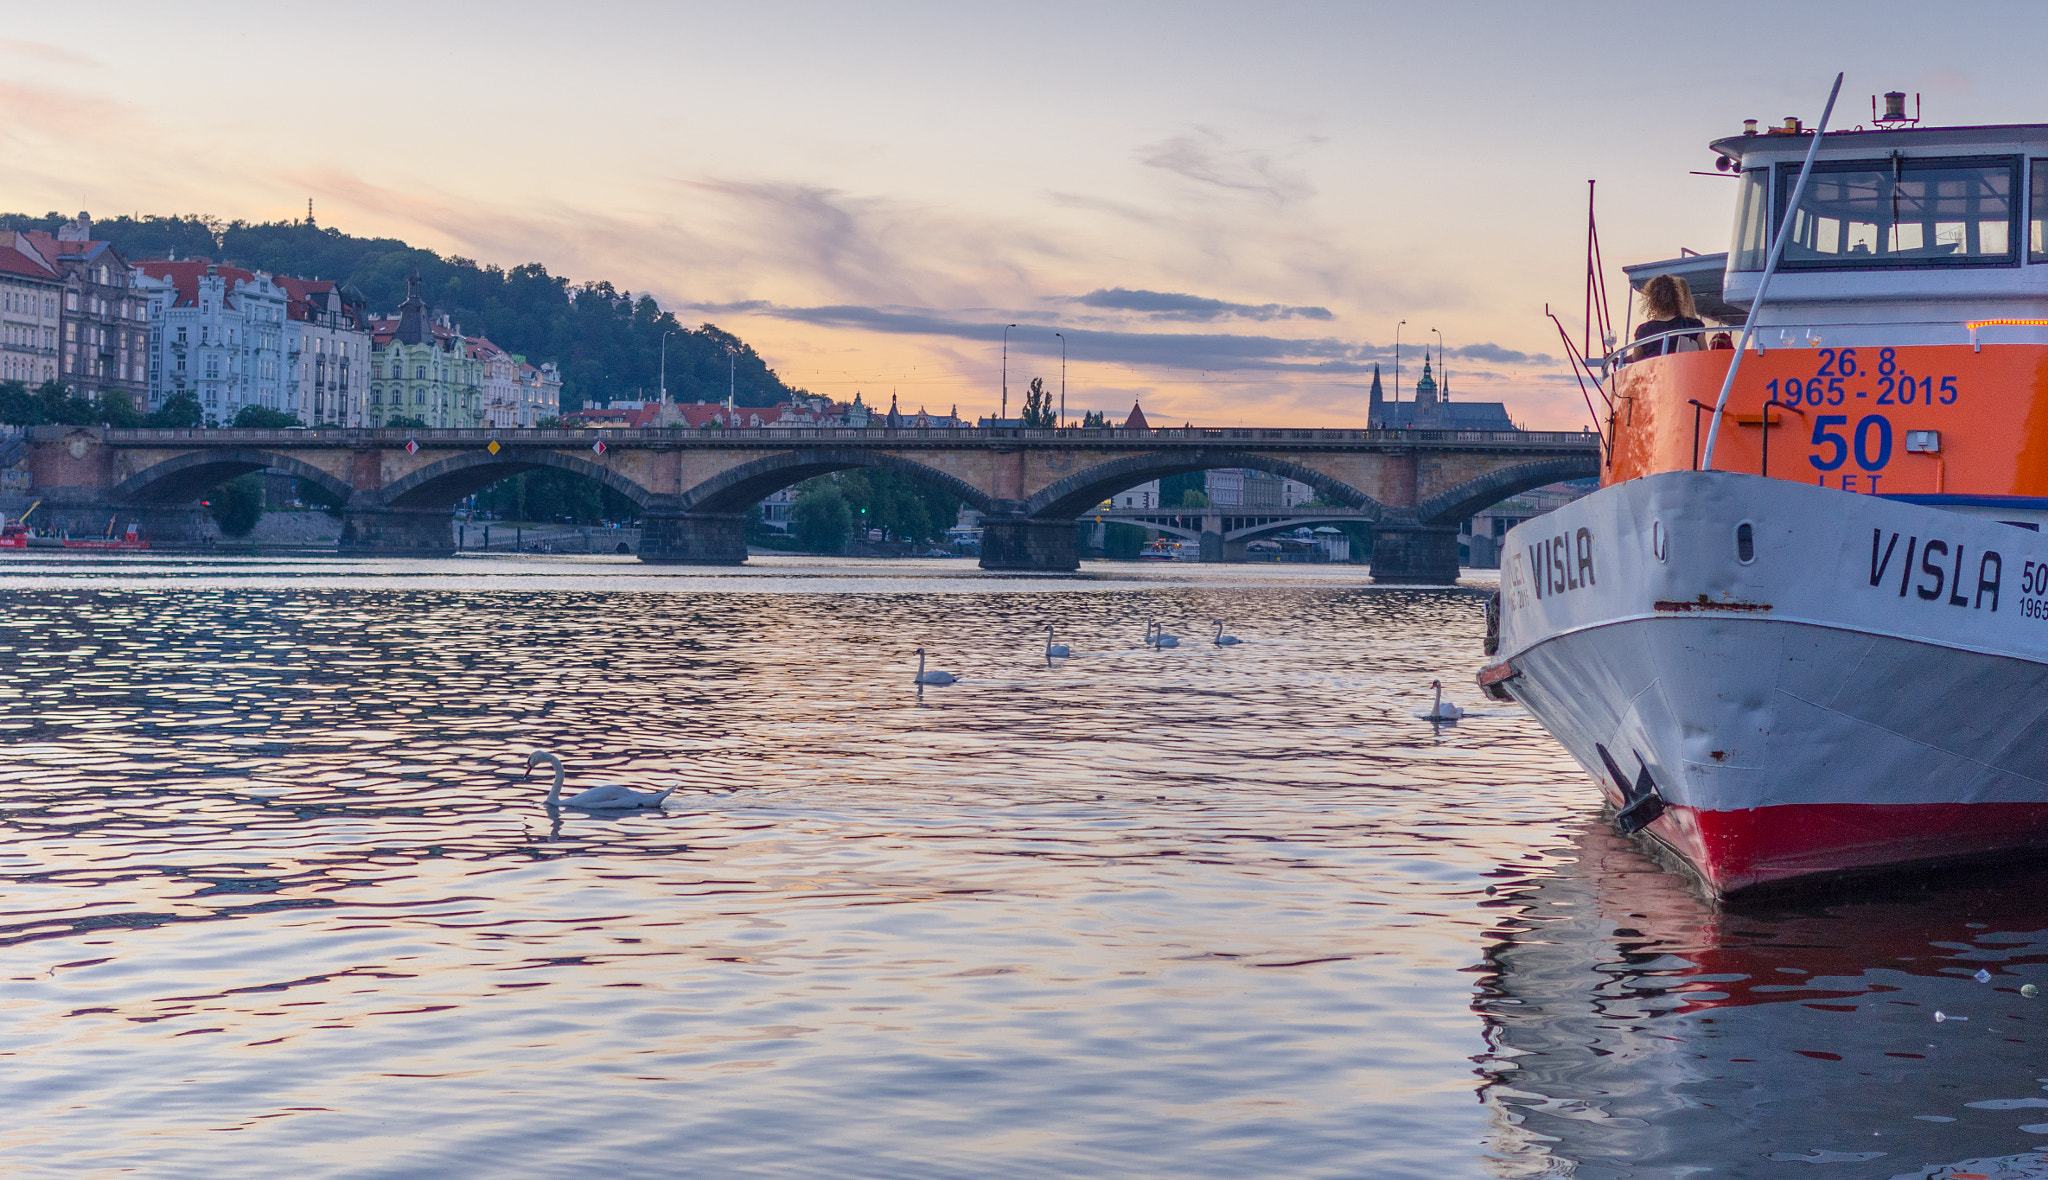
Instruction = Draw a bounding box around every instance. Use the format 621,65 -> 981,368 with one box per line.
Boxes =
1596,743 -> 1667,834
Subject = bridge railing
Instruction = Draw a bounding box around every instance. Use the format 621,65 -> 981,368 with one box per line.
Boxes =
82,424 -> 1601,448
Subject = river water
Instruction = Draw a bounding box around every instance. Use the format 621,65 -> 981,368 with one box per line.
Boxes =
0,554 -> 2042,1179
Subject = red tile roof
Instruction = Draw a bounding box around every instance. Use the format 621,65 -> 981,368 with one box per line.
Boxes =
133,259 -> 261,309
1123,401 -> 1149,430
0,235 -> 59,281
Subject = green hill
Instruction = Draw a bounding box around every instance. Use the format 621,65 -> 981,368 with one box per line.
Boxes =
0,211 -> 801,413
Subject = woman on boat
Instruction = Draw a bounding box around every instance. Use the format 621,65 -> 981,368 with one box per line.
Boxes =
1631,273 -> 1705,361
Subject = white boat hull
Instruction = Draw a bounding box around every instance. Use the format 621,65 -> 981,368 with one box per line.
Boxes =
1490,471 -> 2048,896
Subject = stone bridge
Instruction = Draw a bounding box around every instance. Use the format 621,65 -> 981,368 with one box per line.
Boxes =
1093,506 -> 1381,561
11,423 -> 1600,581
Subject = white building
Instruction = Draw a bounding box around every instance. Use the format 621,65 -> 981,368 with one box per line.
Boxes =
472,336 -> 561,427
275,276 -> 369,426
0,234 -> 61,388
133,260 -> 289,424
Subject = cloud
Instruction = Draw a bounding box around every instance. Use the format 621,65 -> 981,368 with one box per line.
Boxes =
1138,128 -> 1315,203
1454,341 -> 1554,366
699,301 -> 1565,381
0,39 -> 97,68
1069,287 -> 1333,322
711,302 -> 1378,372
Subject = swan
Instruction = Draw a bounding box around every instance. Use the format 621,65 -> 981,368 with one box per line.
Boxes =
914,647 -> 958,686
1423,680 -> 1463,721
1146,621 -> 1179,649
527,750 -> 674,809
1213,620 -> 1241,646
1044,625 -> 1070,659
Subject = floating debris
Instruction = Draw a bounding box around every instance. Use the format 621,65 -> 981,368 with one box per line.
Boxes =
2025,984 -> 2040,999
1937,1011 -> 1970,1022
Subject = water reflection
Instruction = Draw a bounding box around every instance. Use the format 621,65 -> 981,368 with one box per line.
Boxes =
0,565 -> 1573,1178
1478,824 -> 2048,1178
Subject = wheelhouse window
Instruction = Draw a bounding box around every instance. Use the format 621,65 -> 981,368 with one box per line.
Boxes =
1730,168 -> 1770,271
1776,155 -> 2019,269
2029,160 -> 2048,262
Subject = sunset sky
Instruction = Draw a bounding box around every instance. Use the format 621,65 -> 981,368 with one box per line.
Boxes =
2,2 -> 2037,427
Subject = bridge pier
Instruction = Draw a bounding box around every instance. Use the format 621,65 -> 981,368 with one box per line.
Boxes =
639,510 -> 747,565
980,517 -> 1078,571
1369,519 -> 1461,584
338,507 -> 456,557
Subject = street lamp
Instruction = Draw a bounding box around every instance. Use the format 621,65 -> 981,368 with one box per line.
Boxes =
1394,320 -> 1406,408
659,328 -> 679,405
1054,331 -> 1066,427
1001,323 -> 1017,423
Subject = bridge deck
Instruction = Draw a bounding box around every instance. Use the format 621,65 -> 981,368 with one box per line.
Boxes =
82,425 -> 1599,454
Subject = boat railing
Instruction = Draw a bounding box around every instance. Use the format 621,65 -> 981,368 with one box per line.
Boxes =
1600,318 -> 2029,372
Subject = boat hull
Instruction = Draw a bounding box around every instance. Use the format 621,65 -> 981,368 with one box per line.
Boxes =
1493,470 -> 2048,896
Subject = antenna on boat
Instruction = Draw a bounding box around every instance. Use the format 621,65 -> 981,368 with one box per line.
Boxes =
1700,71 -> 1844,471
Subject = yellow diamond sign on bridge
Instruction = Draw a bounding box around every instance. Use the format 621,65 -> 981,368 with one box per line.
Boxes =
486,440 -> 500,455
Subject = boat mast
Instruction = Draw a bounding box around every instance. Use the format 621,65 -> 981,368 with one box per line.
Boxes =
1700,72 -> 1843,471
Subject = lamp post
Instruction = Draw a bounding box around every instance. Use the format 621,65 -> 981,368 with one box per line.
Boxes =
659,328 -> 678,406
1001,323 -> 1017,423
1054,331 -> 1066,427
1394,320 -> 1406,407
727,343 -> 737,419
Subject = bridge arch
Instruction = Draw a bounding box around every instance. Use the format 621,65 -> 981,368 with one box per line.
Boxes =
675,448 -> 997,516
380,450 -> 654,510
1415,455 -> 1600,526
112,448 -> 356,507
1023,449 -> 1384,520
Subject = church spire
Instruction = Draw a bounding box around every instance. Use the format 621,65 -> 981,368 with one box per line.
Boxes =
395,267 -> 430,346
1368,363 -> 1384,428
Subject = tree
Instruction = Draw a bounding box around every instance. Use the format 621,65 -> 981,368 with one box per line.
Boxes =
148,393 -> 204,428
385,415 -> 429,429
1081,410 -> 1108,427
1102,522 -> 1147,559
0,380 -> 39,425
474,468 -> 635,525
791,481 -> 852,553
204,474 -> 265,536
1020,377 -> 1055,428
231,405 -> 303,428
0,379 -> 98,426
826,467 -> 958,543
1160,471 -> 1207,508
94,390 -> 145,427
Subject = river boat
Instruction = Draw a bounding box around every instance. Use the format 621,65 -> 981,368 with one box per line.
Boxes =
62,521 -> 149,551
1481,95 -> 2048,897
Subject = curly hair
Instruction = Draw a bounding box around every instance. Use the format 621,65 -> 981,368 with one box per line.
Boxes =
1641,274 -> 1699,320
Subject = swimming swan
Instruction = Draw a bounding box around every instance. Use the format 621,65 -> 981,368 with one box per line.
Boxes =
1146,621 -> 1179,649
527,750 -> 674,809
914,647 -> 958,686
1045,625 -> 1070,659
1423,680 -> 1463,721
1213,621 -> 1241,646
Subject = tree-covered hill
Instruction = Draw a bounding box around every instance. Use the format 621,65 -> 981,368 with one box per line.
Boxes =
0,211 -> 799,413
